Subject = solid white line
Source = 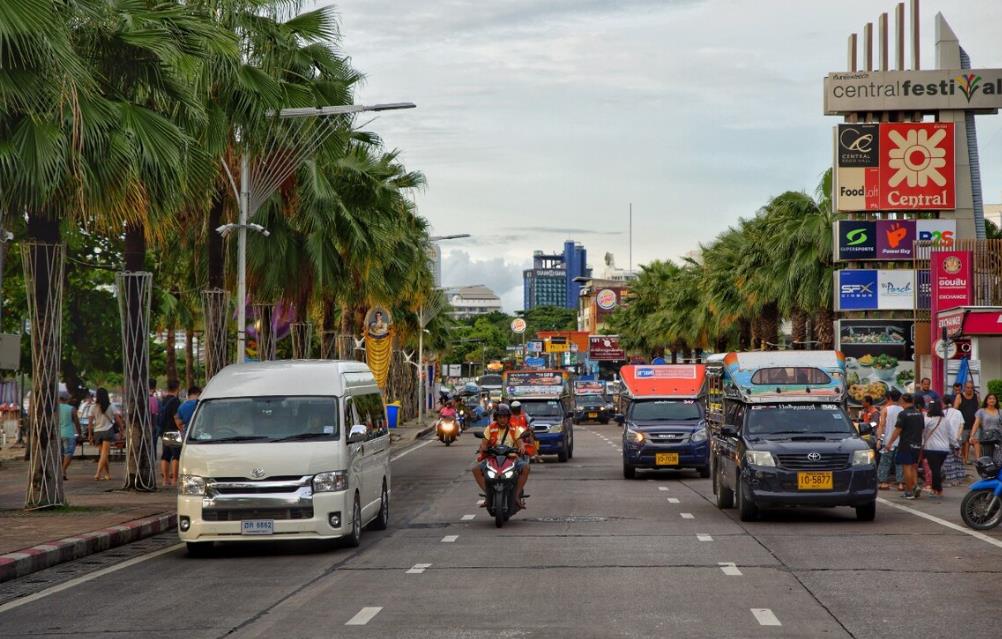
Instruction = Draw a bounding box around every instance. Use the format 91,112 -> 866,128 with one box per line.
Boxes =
697,534 -> 713,542
406,563 -> 432,574
719,562 -> 742,576
751,608 -> 781,626
345,607 -> 383,626
877,497 -> 1002,550
667,497 -> 680,504
441,535 -> 459,543
680,513 -> 694,519
658,486 -> 669,491
461,514 -> 475,521
390,438 -> 433,462
0,543 -> 184,614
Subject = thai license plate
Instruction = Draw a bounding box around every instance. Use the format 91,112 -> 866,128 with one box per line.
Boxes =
588,412 -> 597,419
655,452 -> 679,466
797,471 -> 833,490
241,519 -> 275,535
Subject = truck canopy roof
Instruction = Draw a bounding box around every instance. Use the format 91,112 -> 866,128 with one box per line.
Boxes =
620,364 -> 706,399
718,351 -> 846,403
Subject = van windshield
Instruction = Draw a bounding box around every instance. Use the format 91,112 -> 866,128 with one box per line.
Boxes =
630,400 -> 702,421
745,405 -> 854,437
187,396 -> 339,443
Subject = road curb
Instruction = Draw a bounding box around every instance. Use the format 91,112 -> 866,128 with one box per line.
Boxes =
0,512 -> 176,583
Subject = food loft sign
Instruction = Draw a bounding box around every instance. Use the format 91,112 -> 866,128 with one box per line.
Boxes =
824,70 -> 1002,114
834,123 -> 955,211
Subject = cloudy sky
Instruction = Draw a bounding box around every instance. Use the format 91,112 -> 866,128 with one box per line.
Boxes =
324,0 -> 1002,311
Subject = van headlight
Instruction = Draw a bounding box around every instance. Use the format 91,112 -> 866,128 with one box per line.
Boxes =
313,470 -> 348,492
625,428 -> 645,444
852,449 -> 875,466
744,450 -> 776,467
179,474 -> 206,496
690,428 -> 707,443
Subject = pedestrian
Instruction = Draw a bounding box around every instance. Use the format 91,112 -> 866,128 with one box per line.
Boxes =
860,395 -> 879,426
884,393 -> 925,499
876,388 -> 904,490
149,378 -> 160,456
940,394 -> 968,484
915,377 -> 940,406
88,388 -> 115,481
59,391 -> 82,480
969,393 -> 1002,462
920,399 -> 959,498
176,385 -> 201,432
954,380 -> 980,463
158,380 -> 181,487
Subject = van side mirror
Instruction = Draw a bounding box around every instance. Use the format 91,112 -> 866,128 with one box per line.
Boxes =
347,424 -> 368,444
162,431 -> 183,449
614,414 -> 625,425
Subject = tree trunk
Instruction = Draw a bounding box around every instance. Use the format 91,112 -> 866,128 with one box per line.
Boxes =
23,215 -> 65,507
759,302 -> 779,351
185,325 -> 195,389
814,307 -> 835,350
738,318 -> 751,351
207,189 -> 225,289
166,320 -> 178,387
791,308 -> 808,351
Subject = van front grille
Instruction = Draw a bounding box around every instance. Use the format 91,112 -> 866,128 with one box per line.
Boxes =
202,507 -> 314,522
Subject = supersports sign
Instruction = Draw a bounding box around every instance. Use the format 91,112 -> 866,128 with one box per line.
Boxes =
834,123 -> 955,211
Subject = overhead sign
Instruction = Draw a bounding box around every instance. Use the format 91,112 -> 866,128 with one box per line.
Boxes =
824,69 -> 1002,115
835,269 -> 915,311
834,123 -> 956,211
588,335 -> 625,361
835,219 -> 955,261
510,318 -> 526,334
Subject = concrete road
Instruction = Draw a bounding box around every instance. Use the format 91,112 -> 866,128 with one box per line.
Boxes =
1,423 -> 999,638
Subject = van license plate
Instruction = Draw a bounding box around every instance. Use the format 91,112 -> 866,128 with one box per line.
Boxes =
797,471 -> 833,490
655,452 -> 679,466
241,520 -> 275,535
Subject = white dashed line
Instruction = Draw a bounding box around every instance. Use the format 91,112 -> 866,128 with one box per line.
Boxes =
406,563 -> 432,574
719,562 -> 742,576
461,514 -> 475,521
697,534 -> 713,542
658,486 -> 669,491
751,609 -> 781,626
441,535 -> 459,543
667,497 -> 680,504
615,448 -> 622,452
345,607 -> 383,626
680,513 -> 694,519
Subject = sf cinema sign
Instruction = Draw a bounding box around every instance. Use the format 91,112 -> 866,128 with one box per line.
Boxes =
834,122 -> 955,211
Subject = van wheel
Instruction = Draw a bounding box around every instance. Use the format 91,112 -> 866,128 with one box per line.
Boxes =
342,494 -> 362,547
371,481 -> 389,530
855,501 -> 876,522
714,461 -> 733,509
623,462 -> 637,479
185,542 -> 213,558
737,480 -> 758,522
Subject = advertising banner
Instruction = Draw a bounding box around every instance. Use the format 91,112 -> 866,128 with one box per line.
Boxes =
836,220 -> 876,260
836,270 -> 915,311
930,250 -> 974,393
824,69 -> 1002,115
596,289 -> 619,311
524,356 -> 546,368
835,219 -> 956,262
526,340 -> 543,353
837,320 -> 915,406
834,123 -> 955,211
545,337 -> 569,353
588,335 -> 626,361
877,269 -> 916,310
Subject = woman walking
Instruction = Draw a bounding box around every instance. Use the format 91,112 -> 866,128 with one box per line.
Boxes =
88,388 -> 115,481
969,394 -> 1002,462
954,381 -> 980,463
940,395 -> 969,485
921,399 -> 958,498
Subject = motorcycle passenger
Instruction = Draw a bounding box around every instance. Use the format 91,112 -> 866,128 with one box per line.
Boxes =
510,401 -> 538,460
473,403 -> 530,508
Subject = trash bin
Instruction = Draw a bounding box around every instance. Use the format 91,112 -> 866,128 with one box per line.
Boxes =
386,402 -> 401,429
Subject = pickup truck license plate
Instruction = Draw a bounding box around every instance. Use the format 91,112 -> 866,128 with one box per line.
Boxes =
797,471 -> 833,490
655,452 -> 679,466
241,519 -> 275,535
588,412 -> 597,419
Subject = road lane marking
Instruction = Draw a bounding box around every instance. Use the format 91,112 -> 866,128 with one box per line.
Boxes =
658,486 -> 669,491
346,607 -> 383,626
877,497 -> 1002,550
751,609 -> 781,626
406,563 -> 432,574
615,448 -> 622,452
461,514 -> 475,521
719,562 -> 742,576
0,543 -> 184,614
391,438 -> 433,462
680,513 -> 694,519
667,497 -> 680,504
697,534 -> 713,542
441,535 -> 459,543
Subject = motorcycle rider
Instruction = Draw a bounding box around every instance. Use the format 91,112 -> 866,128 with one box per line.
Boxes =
473,403 -> 530,508
439,396 -> 458,420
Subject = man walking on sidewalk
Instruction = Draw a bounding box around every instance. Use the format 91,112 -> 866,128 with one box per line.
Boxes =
876,389 -> 904,490
884,393 -> 925,499
159,381 -> 181,487
59,391 -> 82,480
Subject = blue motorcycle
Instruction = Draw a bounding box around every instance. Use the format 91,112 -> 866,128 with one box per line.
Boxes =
961,456 -> 1002,530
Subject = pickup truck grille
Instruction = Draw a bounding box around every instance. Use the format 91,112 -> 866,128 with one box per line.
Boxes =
775,453 -> 850,470
647,432 -> 687,443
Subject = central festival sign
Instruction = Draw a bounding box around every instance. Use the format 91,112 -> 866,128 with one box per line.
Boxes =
834,122 -> 956,212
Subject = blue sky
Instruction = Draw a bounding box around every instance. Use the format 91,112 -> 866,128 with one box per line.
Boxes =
325,0 -> 1002,311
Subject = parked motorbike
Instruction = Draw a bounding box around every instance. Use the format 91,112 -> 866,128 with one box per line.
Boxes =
477,441 -> 524,528
960,456 -> 1002,530
437,416 -> 460,446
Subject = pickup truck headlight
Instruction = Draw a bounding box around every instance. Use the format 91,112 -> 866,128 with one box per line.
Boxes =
548,422 -> 563,433
744,450 -> 776,467
625,428 -> 645,444
179,474 -> 206,496
852,449 -> 875,466
313,470 -> 348,492
690,428 -> 708,443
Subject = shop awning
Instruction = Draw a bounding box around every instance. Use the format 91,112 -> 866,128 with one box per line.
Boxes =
937,306 -> 1002,338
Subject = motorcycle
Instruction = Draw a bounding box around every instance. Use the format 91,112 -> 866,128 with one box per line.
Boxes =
960,456 -> 1002,530
456,407 -> 467,431
436,416 -> 460,446
477,441 -> 524,528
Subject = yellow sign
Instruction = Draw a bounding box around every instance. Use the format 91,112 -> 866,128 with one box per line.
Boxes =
545,337 -> 568,353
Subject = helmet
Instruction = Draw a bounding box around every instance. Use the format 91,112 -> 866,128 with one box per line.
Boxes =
510,400 -> 522,413
495,403 -> 512,417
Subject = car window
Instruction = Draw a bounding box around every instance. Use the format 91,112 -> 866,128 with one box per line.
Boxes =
750,367 -> 832,385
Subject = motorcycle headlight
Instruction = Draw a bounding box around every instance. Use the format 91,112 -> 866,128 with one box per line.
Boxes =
625,428 -> 645,444
503,468 -> 515,478
179,474 -> 205,496
690,428 -> 707,443
313,470 -> 348,492
744,450 -> 776,467
486,467 -> 497,479
852,449 -> 875,466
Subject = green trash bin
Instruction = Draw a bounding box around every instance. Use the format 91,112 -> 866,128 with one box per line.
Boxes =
386,402 -> 401,429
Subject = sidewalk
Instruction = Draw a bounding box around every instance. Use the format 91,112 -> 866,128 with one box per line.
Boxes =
0,413 -> 435,582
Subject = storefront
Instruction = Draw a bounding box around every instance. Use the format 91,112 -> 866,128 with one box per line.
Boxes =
936,306 -> 1002,386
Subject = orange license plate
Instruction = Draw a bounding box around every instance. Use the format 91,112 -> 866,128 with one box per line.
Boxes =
655,452 -> 679,466
797,471 -> 833,490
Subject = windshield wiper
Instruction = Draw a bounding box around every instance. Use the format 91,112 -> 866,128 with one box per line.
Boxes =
194,435 -> 269,443
271,432 -> 333,442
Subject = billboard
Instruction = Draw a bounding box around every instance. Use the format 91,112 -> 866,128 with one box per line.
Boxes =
588,335 -> 626,361
824,69 -> 1002,115
834,219 -> 955,261
835,269 -> 915,311
834,123 -> 955,211
837,320 -> 915,406
930,251 -> 974,393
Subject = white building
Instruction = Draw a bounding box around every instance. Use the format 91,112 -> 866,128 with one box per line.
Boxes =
445,285 -> 502,320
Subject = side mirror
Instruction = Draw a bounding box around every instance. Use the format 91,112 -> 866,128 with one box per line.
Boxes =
858,421 -> 876,436
720,425 -> 738,438
614,414 -> 625,425
347,424 -> 368,444
162,431 -> 184,449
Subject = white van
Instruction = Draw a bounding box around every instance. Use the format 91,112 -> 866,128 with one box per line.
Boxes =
176,361 -> 391,555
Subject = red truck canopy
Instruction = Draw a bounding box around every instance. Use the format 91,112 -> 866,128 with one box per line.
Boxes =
620,364 -> 706,398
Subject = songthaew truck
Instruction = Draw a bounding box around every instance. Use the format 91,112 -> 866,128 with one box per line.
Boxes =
618,364 -> 710,479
